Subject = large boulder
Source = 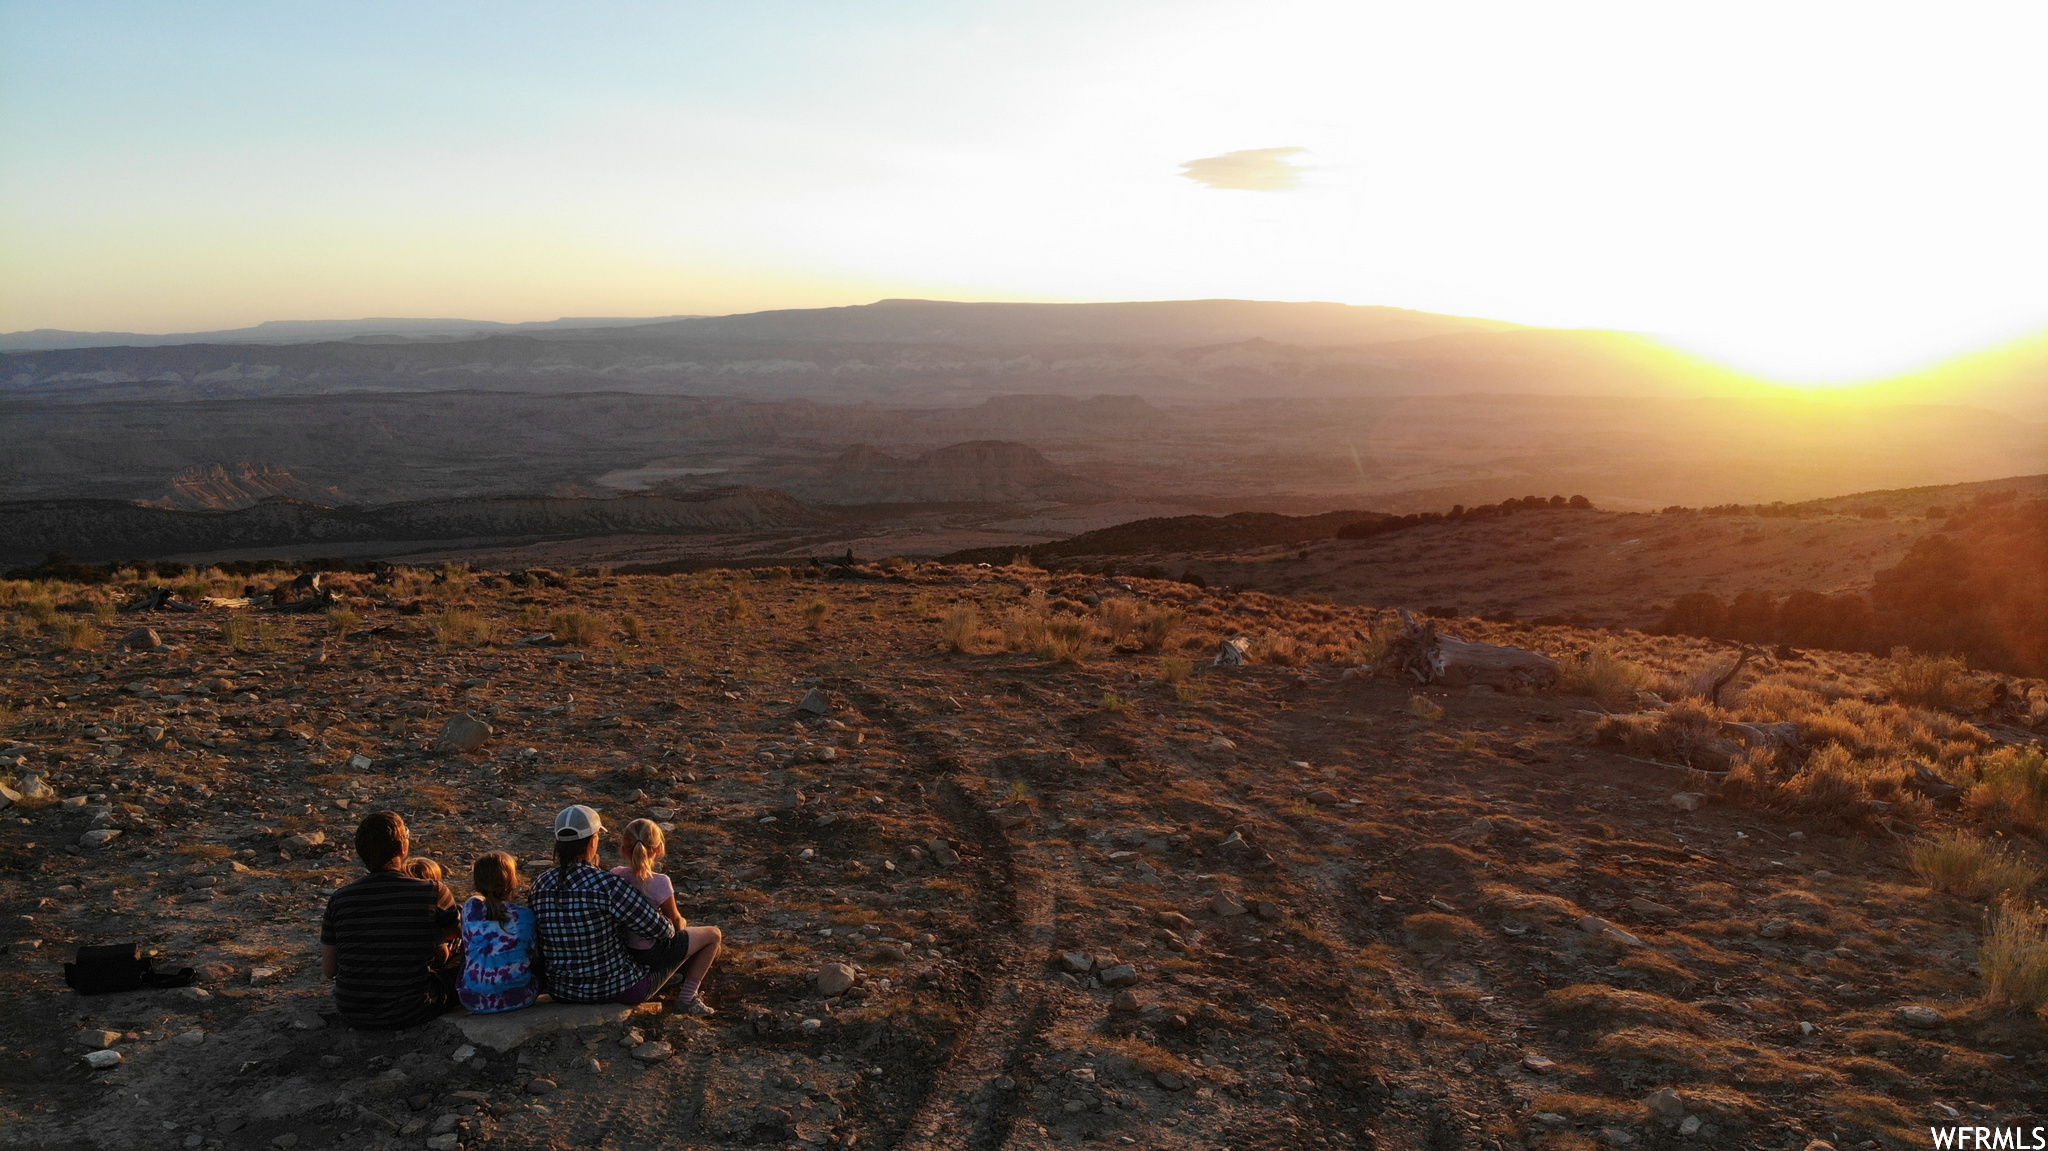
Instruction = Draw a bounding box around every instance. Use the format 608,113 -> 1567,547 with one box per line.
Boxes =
435,714 -> 493,755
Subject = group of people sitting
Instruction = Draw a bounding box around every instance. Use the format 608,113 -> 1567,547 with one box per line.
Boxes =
319,804 -> 723,1029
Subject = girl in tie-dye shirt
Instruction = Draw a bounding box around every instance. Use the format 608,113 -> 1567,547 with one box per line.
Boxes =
458,852 -> 538,1013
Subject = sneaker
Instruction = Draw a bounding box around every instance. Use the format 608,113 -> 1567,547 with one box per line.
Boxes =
677,996 -> 716,1017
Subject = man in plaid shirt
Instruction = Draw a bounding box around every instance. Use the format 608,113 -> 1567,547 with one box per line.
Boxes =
531,805 -> 719,1009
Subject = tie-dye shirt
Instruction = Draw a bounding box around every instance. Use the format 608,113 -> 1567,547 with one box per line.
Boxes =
457,897 -> 538,1014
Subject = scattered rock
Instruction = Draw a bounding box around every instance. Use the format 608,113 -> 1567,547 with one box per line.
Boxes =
798,688 -> 830,715
83,1049 -> 123,1069
426,1135 -> 459,1151
434,714 -> 493,755
1576,916 -> 1644,947
79,828 -> 121,848
817,962 -> 858,997
1059,952 -> 1094,974
1253,900 -> 1283,921
1210,892 -> 1248,917
523,1078 -> 557,1095
1098,964 -> 1139,988
0,782 -> 16,809
1627,897 -> 1680,920
630,1041 -> 674,1063
1111,990 -> 1141,1011
1521,1054 -> 1556,1073
78,1030 -> 121,1049
1894,1004 -> 1945,1029
280,831 -> 325,854
118,627 -> 163,651
1666,792 -> 1705,812
1644,1088 -> 1686,1118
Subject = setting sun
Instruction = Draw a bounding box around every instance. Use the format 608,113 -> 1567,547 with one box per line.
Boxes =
7,1 -> 2048,385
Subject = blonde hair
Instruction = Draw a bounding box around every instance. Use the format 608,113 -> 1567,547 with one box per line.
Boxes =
402,856 -> 444,883
472,852 -> 519,924
620,818 -> 665,883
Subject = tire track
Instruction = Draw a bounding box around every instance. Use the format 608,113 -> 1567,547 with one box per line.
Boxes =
835,680 -> 1065,1151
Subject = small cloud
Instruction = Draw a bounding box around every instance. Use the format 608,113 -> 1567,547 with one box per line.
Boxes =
1178,147 -> 1309,191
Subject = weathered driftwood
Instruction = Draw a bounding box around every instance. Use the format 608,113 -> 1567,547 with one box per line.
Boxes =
120,587 -> 198,613
1384,610 -> 1560,690
1717,720 -> 1803,756
268,588 -> 338,615
1706,649 -> 1753,707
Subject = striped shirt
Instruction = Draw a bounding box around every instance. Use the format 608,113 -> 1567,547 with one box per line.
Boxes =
530,861 -> 674,1002
320,869 -> 457,1029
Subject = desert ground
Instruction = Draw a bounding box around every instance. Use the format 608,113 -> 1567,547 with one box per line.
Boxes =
4,561 -> 2048,1151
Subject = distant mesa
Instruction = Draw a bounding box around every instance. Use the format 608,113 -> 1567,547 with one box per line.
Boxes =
796,440 -> 1117,505
0,487 -> 823,565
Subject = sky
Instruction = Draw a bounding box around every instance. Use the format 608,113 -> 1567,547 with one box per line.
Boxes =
4,1 -> 2047,383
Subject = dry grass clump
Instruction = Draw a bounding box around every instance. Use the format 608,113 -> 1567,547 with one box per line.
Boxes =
324,608 -> 361,639
1592,701 -> 1729,767
1909,833 -> 2042,902
1540,985 -> 1712,1033
1559,646 -> 1649,702
1721,744 -> 1899,822
1000,605 -> 1051,652
1963,746 -> 2048,833
430,608 -> 493,648
1881,647 -> 1991,712
1400,912 -> 1487,951
56,618 -> 101,651
802,597 -> 832,629
547,609 -> 608,645
1094,600 -> 1181,652
939,606 -> 979,653
1034,618 -> 1097,664
219,613 -> 254,652
1980,901 -> 2048,1011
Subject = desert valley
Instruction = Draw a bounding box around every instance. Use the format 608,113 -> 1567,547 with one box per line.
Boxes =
0,296 -> 2046,1151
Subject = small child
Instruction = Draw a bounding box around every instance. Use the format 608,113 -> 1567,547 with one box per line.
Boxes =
401,857 -> 457,966
612,819 -> 687,948
457,852 -> 538,1014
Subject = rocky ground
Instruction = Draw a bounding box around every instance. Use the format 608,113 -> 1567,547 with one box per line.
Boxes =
3,565 -> 2046,1151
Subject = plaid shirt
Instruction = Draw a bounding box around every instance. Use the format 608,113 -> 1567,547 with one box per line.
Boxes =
529,861 -> 675,1002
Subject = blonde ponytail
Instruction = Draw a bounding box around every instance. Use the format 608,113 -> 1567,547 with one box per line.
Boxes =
621,818 -> 665,883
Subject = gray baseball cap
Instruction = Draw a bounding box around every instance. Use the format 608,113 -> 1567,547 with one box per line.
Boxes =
553,804 -> 604,841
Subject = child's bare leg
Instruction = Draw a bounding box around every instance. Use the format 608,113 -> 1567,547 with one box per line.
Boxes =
674,926 -> 721,1005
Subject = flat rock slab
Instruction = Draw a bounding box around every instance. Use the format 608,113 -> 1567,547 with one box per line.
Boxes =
454,1002 -> 635,1051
